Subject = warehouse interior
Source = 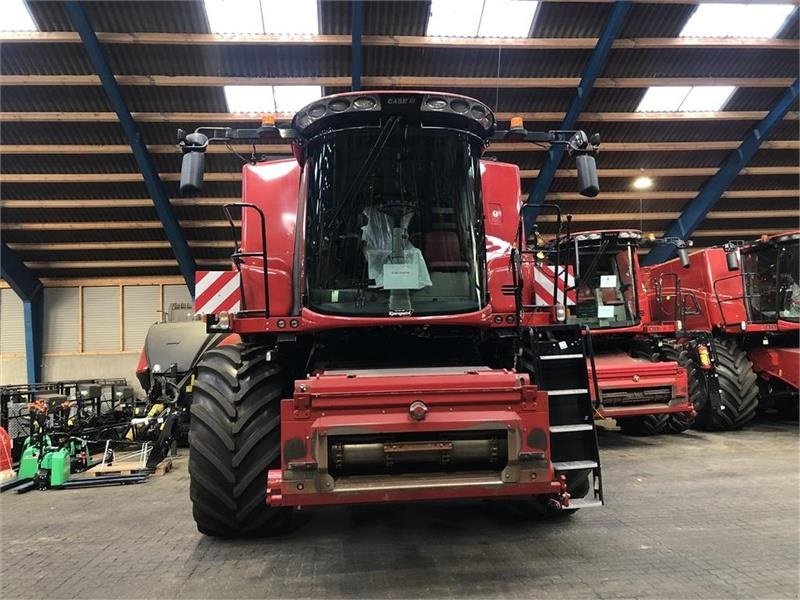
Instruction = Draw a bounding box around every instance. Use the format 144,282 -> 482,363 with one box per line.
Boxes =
0,1 -> 798,599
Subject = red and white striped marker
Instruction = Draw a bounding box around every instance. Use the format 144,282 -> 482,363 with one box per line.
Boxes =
195,270 -> 241,315
533,265 -> 576,307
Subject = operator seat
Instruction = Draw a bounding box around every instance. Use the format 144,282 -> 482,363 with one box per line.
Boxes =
422,231 -> 469,271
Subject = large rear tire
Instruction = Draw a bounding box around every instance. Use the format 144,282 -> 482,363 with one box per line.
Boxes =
189,344 -> 292,537
695,339 -> 758,431
659,341 -> 699,434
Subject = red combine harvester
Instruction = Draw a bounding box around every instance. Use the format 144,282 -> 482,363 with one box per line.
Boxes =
178,91 -> 606,537
647,231 -> 800,428
535,230 -> 695,435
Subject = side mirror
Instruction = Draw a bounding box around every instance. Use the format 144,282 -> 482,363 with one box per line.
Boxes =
179,131 -> 209,196
576,154 -> 599,198
180,151 -> 205,196
678,247 -> 690,268
726,249 -> 740,271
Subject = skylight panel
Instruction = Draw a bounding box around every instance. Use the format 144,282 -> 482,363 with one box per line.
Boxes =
2,0 -> 37,32
204,0 -> 318,35
427,0 -> 538,38
478,1 -> 538,38
427,0 -> 484,37
636,86 -> 692,112
204,0 -> 263,34
678,85 -> 736,112
224,85 -> 275,113
636,85 -> 736,112
680,3 -> 795,38
263,0 -> 318,35
272,86 -> 322,112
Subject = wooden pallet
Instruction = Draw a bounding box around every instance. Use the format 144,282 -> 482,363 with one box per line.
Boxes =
85,457 -> 173,478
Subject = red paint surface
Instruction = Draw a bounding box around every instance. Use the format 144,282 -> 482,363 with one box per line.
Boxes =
749,346 -> 800,389
267,367 -> 560,507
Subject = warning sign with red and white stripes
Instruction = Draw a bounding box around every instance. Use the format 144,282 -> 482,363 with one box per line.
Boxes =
195,270 -> 241,315
533,265 -> 577,307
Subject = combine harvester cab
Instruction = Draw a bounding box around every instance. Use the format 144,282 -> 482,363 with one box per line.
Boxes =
647,231 -> 800,428
534,230 -> 695,435
177,91 -> 604,537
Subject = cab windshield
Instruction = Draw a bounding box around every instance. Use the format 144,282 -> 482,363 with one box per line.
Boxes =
557,238 -> 639,329
303,125 -> 485,317
743,241 -> 800,323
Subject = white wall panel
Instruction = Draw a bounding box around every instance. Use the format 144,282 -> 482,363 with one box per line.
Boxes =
123,286 -> 160,351
43,288 -> 79,353
0,289 -> 25,354
83,286 -> 121,351
163,284 -> 192,311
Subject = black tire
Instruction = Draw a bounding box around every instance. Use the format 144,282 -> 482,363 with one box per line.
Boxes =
695,339 -> 758,431
659,341 -> 700,434
189,344 -> 292,537
617,414 -> 668,436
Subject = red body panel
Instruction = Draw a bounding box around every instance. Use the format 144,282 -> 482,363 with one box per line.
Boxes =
646,248 -> 746,331
239,159 -> 300,316
589,353 -> 690,418
749,347 -> 800,389
266,367 -> 567,507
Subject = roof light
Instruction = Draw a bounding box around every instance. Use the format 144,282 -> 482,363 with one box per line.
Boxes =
224,85 -> 275,113
2,0 -> 37,31
477,0 -> 538,37
266,0 -> 318,34
632,176 -> 653,190
427,0 -> 538,38
204,0 -> 263,34
636,85 -> 735,112
678,86 -> 736,112
680,4 -> 795,39
204,0 -> 318,35
272,85 -> 322,113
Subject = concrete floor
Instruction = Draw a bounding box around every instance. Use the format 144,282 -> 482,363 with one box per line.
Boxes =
1,420 -> 798,599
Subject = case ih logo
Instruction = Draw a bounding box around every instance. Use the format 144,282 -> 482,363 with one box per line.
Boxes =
195,270 -> 241,314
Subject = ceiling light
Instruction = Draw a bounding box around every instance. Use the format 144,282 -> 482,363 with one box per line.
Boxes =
204,0 -> 318,35
636,85 -> 735,112
427,0 -> 538,38
680,3 -> 795,38
632,177 -> 653,190
2,0 -> 37,32
272,86 -> 322,112
224,85 -> 275,113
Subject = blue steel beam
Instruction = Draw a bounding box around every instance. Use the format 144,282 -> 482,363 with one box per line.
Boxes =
1,243 -> 43,383
351,0 -> 363,91
643,79 -> 800,266
65,1 -> 197,296
525,0 -> 630,228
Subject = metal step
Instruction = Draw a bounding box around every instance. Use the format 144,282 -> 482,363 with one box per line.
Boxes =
553,460 -> 598,471
568,498 -> 603,509
539,354 -> 583,361
549,424 -> 593,433
547,388 -> 588,396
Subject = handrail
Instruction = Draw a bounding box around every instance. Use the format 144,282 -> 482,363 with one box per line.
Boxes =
222,202 -> 270,317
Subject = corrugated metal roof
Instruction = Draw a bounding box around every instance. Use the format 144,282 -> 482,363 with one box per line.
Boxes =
1,0 -> 797,279
28,1 -> 210,33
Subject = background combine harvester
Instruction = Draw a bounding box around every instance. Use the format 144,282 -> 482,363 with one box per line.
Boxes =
177,91 -> 607,537
536,230 -> 695,435
647,231 -> 800,428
